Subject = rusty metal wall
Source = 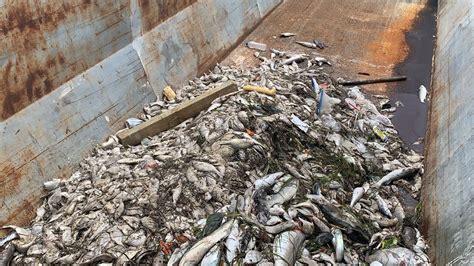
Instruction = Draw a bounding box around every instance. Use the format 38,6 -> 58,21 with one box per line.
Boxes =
0,0 -> 282,226
423,0 -> 474,265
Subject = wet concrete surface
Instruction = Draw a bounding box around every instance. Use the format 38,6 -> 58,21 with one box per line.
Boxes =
390,0 -> 437,152
223,0 -> 437,152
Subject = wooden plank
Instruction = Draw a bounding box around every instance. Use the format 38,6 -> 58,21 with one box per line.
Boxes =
117,82 -> 238,145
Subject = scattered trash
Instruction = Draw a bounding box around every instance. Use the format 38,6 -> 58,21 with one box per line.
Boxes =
246,41 -> 267,51
163,85 -> 176,101
418,85 -> 427,103
339,76 -> 407,86
126,118 -> 143,128
395,100 -> 404,107
280,32 -> 296,38
373,126 -> 388,142
7,46 -> 428,265
242,85 -> 276,96
291,115 -> 310,133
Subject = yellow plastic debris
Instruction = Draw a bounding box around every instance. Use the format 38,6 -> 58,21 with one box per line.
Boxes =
163,86 -> 176,101
242,85 -> 276,96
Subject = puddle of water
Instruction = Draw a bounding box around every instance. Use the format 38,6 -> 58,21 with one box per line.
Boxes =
390,0 -> 437,153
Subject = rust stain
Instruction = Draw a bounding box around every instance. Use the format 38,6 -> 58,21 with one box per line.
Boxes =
366,4 -> 423,68
0,0 -> 124,120
137,0 -> 197,34
0,198 -> 38,228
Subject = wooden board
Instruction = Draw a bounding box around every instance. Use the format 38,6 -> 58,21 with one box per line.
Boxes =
118,82 -> 238,145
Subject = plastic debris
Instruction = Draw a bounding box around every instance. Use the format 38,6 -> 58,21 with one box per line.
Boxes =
246,41 -> 267,51
242,85 -> 276,96
163,85 -> 177,101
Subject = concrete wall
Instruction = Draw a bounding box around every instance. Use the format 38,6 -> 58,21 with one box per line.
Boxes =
0,0 -> 281,226
423,0 -> 473,265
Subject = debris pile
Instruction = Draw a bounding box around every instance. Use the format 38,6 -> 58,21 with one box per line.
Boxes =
1,49 -> 428,265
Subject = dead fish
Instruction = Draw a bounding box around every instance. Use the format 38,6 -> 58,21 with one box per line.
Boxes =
299,218 -> 314,234
270,48 -> 287,57
284,163 -> 310,180
220,139 -> 255,149
168,246 -> 190,266
225,222 -> 240,264
244,250 -> 263,264
0,244 -> 15,266
373,167 -> 419,187
332,229 -> 344,262
186,167 -> 199,183
264,221 -> 297,234
308,194 -> 369,243
192,161 -> 222,177
312,253 -> 336,265
254,172 -> 285,190
281,54 -> 306,65
418,85 -> 427,103
266,216 -> 283,226
200,244 -> 221,266
43,179 -> 60,191
350,183 -> 369,207
199,124 -> 210,140
377,217 -> 399,228
124,230 -> 146,247
172,182 -> 183,205
309,215 -> 331,233
314,56 -> 331,66
366,247 -> 423,265
264,180 -> 299,208
375,194 -> 392,218
179,220 -> 234,266
296,41 -> 318,49
273,230 -> 305,266
0,232 -> 18,247
280,32 -> 296,38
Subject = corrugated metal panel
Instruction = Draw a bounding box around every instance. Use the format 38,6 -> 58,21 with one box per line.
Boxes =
423,0 -> 474,264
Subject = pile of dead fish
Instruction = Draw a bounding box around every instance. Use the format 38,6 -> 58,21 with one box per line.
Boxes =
1,49 -> 429,265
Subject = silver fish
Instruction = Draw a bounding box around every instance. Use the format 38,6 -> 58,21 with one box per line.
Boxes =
273,230 -> 305,266
220,139 -> 255,149
264,180 -> 299,208
332,229 -> 344,262
200,244 -> 221,266
244,250 -> 263,264
179,220 -> 234,266
172,182 -> 183,205
418,85 -> 427,103
254,172 -> 285,190
225,222 -> 240,264
281,54 -> 306,65
296,41 -> 318,49
264,221 -> 297,235
350,187 -> 365,207
280,32 -> 296,38
366,247 -> 423,265
192,161 -> 222,177
374,194 -> 392,218
373,167 -> 419,187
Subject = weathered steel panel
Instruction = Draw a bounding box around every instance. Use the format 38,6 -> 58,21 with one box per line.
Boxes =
130,0 -> 197,38
423,0 -> 474,264
134,0 -> 263,95
0,0 -> 132,120
0,44 -> 155,225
